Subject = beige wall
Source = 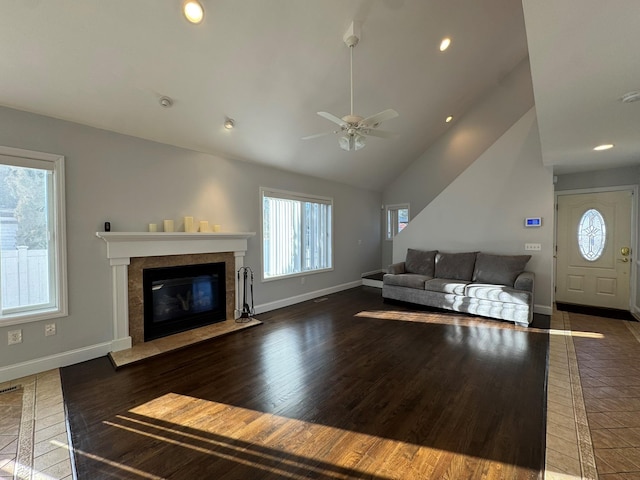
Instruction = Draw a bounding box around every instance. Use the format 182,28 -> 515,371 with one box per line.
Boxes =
0,106 -> 382,381
382,59 -> 535,269
392,108 -> 554,313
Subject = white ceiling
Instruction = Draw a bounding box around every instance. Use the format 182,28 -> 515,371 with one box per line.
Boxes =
523,0 -> 640,175
1,1 -> 637,191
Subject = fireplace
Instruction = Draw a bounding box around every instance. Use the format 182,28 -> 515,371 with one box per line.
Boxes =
96,231 -> 255,352
143,262 -> 226,341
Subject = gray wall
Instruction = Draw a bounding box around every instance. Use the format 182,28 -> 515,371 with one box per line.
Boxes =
555,166 -> 640,192
392,108 -> 554,312
0,106 -> 382,379
381,59 -> 535,269
555,166 -> 640,313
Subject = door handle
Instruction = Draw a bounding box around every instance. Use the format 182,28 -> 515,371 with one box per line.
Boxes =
618,258 -> 630,263
621,247 -> 631,256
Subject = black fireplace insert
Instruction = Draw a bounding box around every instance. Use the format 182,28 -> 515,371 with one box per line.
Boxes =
143,262 -> 226,341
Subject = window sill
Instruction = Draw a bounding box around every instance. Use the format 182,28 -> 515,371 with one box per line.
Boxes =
262,268 -> 334,283
0,307 -> 67,327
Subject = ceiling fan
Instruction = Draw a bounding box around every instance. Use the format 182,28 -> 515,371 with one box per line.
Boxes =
303,22 -> 399,151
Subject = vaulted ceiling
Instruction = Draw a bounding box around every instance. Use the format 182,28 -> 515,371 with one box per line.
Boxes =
1,1 -> 638,191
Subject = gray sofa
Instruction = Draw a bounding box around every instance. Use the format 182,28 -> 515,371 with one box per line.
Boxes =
383,249 -> 534,326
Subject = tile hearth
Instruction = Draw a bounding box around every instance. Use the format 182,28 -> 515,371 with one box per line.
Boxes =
108,318 -> 262,368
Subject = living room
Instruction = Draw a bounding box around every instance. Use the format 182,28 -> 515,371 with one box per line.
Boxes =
1,1 -> 639,478
0,0 -> 561,381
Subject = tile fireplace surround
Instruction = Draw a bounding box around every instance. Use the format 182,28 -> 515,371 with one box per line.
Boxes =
96,232 -> 255,352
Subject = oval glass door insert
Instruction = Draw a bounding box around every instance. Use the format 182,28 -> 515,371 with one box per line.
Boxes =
578,208 -> 606,261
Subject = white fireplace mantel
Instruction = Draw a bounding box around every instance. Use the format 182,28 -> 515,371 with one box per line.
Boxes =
96,231 -> 255,352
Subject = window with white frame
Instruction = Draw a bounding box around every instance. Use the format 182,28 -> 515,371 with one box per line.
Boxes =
386,204 -> 409,239
261,188 -> 332,280
0,146 -> 67,324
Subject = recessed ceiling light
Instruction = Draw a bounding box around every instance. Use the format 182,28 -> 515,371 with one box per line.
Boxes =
620,90 -> 640,103
593,144 -> 614,151
439,37 -> 451,52
445,115 -> 453,123
224,118 -> 235,129
183,1 -> 204,24
159,96 -> 173,108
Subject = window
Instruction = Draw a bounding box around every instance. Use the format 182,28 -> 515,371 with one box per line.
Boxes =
386,204 -> 409,239
261,188 -> 332,280
0,146 -> 67,324
577,208 -> 606,261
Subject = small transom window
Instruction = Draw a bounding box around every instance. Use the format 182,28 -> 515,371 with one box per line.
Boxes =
577,208 -> 606,261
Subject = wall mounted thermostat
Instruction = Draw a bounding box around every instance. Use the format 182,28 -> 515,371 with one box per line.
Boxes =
524,217 -> 542,227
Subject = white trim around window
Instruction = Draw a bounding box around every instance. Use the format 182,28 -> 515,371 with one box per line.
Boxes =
260,187 -> 333,281
0,146 -> 68,326
385,203 -> 410,240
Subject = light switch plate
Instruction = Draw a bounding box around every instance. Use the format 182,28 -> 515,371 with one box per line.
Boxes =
525,243 -> 542,251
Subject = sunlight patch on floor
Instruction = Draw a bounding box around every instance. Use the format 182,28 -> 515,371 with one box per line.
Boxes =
50,440 -> 163,480
102,392 -> 525,479
1,459 -> 59,480
547,328 -> 604,339
356,310 -> 605,339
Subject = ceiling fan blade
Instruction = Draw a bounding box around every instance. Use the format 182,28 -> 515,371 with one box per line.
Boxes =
317,111 -> 348,127
360,109 -> 399,127
364,129 -> 398,139
302,131 -> 334,140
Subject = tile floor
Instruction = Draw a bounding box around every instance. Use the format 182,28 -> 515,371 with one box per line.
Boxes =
0,370 -> 73,480
2,308 -> 640,479
571,312 -> 640,479
0,386 -> 22,479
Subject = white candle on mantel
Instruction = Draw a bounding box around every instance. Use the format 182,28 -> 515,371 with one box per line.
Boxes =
199,220 -> 210,232
213,224 -> 221,232
184,216 -> 194,233
163,219 -> 174,232
148,223 -> 157,232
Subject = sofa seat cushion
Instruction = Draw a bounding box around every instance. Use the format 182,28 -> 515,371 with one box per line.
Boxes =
405,249 -> 438,276
383,273 -> 432,290
435,251 -> 478,281
473,253 -> 532,286
465,283 -> 531,305
425,278 -> 470,295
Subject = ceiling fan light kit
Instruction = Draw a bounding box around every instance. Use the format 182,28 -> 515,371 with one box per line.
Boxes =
302,21 -> 398,151
339,133 -> 365,151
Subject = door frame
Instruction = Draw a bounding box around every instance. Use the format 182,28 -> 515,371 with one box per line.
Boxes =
554,185 -> 638,313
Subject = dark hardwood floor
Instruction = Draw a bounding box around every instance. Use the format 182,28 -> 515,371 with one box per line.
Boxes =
60,287 -> 549,479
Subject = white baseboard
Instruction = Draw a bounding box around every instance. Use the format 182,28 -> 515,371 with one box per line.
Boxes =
111,336 -> 132,352
0,341 -> 112,383
255,280 -> 362,315
534,304 -> 553,316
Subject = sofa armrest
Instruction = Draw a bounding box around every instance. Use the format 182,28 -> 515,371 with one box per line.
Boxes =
514,271 -> 534,292
387,262 -> 406,274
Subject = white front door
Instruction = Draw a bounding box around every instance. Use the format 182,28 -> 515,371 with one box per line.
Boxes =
556,190 -> 632,310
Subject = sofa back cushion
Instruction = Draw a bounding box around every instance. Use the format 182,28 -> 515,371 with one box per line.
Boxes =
434,252 -> 478,281
405,249 -> 438,276
472,253 -> 532,286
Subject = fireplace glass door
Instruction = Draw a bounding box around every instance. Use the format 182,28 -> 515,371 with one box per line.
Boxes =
143,262 -> 226,341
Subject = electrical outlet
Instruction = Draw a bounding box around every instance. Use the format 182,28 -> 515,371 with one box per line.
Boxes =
45,323 -> 56,337
301,277 -> 306,285
8,329 -> 22,345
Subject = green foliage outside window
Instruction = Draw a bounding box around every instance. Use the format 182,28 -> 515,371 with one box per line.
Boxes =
1,165 -> 49,249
